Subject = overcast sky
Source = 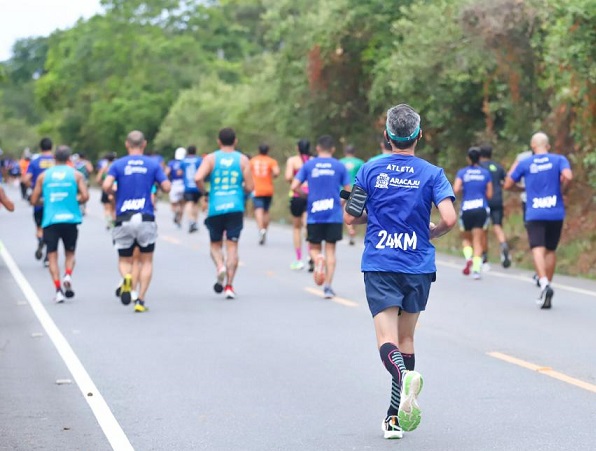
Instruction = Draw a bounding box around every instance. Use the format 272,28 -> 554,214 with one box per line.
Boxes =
0,0 -> 103,61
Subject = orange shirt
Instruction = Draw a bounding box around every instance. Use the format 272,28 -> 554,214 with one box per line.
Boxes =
19,158 -> 30,175
250,155 -> 279,197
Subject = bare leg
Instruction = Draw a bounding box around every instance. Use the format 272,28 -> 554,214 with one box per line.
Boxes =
471,228 -> 484,258
118,256 -> 133,278
493,224 -> 506,244
137,252 -> 153,301
397,312 -> 420,354
64,251 -> 76,274
263,210 -> 271,230
292,216 -> 302,255
373,307 -> 400,348
47,252 -> 60,284
210,241 -> 225,272
324,241 -> 337,286
309,243 -> 322,264
225,240 -> 239,285
545,250 -> 557,281
254,208 -> 265,230
531,246 -> 547,279
131,247 -> 141,293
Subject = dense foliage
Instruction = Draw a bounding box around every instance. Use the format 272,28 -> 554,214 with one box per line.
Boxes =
0,0 -> 594,186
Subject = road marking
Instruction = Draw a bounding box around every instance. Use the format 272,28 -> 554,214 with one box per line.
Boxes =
0,241 -> 134,451
303,287 -> 359,308
488,351 -> 596,394
161,235 -> 181,245
436,259 -> 596,298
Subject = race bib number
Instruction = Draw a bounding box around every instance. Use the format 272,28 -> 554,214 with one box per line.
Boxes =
532,195 -> 557,209
311,198 -> 334,213
375,230 -> 417,250
462,199 -> 484,211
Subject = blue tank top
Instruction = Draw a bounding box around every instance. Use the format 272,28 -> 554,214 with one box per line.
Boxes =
180,156 -> 203,192
455,165 -> 491,212
41,166 -> 82,228
208,150 -> 244,216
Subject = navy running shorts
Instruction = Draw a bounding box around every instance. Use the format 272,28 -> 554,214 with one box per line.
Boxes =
204,211 -> 244,242
253,196 -> 272,212
364,271 -> 435,317
183,191 -> 202,203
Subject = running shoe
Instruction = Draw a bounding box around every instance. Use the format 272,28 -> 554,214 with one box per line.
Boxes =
258,229 -> 266,245
472,271 -> 481,280
35,240 -> 44,260
537,285 -> 554,309
189,222 -> 198,233
213,266 -> 226,293
500,244 -> 511,268
308,258 -> 314,273
224,285 -> 236,299
382,416 -> 403,440
532,273 -> 540,287
134,299 -> 148,313
290,260 -> 304,270
43,255 -> 49,268
398,371 -> 423,432
119,274 -> 133,305
54,290 -> 66,304
349,236 -> 355,246
482,262 -> 491,272
323,286 -> 335,299
313,254 -> 326,286
462,259 -> 472,275
63,274 -> 75,298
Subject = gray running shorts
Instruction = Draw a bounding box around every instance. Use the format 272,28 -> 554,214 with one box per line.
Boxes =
112,213 -> 158,250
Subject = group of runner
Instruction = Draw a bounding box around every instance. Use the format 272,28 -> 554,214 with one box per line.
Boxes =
0,104 -> 574,440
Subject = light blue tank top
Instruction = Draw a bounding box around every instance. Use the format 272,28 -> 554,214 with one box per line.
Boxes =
208,150 -> 244,216
42,166 -> 82,227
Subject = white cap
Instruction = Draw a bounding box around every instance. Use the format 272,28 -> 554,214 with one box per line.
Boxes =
175,147 -> 187,160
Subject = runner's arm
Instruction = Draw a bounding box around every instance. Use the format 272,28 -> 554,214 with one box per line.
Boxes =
241,156 -> 254,194
560,168 -> 573,192
486,181 -> 493,200
75,171 -> 90,203
29,174 -> 44,206
102,174 -> 116,194
452,178 -> 462,195
284,157 -> 295,182
195,155 -> 213,193
430,198 -> 457,239
272,161 -> 281,178
160,179 -> 172,193
0,186 -> 15,211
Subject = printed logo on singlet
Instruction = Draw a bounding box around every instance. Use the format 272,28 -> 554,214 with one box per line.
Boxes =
124,160 -> 148,176
532,195 -> 557,209
311,163 -> 335,178
375,230 -> 417,250
220,157 -> 234,168
311,198 -> 334,213
529,157 -> 553,174
51,171 -> 66,181
463,170 -> 486,182
375,173 -> 390,189
462,199 -> 484,210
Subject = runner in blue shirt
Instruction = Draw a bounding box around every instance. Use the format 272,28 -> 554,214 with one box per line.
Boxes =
344,104 -> 456,439
291,135 -> 351,299
195,128 -> 254,300
30,145 -> 89,303
180,146 -> 203,233
102,130 -> 171,312
166,147 -> 186,228
25,137 -> 55,266
504,132 -> 572,309
453,147 -> 493,279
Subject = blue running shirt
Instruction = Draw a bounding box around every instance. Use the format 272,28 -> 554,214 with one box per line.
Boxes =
108,155 -> 166,217
208,150 -> 245,216
167,159 -> 184,181
27,154 -> 55,212
455,166 -> 491,212
41,166 -> 82,228
180,156 -> 203,192
295,157 -> 350,224
355,155 -> 454,273
509,153 -> 570,221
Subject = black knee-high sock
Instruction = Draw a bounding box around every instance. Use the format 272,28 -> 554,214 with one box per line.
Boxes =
387,353 -> 415,417
380,343 -> 407,417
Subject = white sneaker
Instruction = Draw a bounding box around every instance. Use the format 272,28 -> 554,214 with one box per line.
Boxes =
482,262 -> 491,272
63,274 -> 74,298
382,416 -> 403,439
258,229 -> 266,245
224,285 -> 236,300
472,271 -> 481,280
290,260 -> 304,270
54,290 -> 66,304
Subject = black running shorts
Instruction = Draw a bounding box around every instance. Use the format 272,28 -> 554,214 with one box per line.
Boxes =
488,205 -> 504,226
459,208 -> 489,232
43,223 -> 79,253
183,191 -> 202,203
289,197 -> 307,217
526,220 -> 563,251
307,222 -> 343,244
204,212 -> 244,242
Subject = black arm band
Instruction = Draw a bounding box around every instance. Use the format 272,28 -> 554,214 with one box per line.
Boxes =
344,185 -> 368,217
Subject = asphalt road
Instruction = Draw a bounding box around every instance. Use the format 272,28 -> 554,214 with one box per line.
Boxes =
1,183 -> 595,451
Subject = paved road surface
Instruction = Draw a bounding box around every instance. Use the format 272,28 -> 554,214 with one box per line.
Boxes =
1,184 -> 595,450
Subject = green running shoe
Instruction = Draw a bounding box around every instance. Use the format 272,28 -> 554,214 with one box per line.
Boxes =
398,370 -> 423,432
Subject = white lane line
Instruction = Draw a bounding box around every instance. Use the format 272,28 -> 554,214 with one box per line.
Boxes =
436,259 -> 596,298
488,351 -> 596,394
0,241 -> 134,451
304,287 -> 359,307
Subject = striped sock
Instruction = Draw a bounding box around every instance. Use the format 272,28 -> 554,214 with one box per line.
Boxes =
387,353 -> 415,417
380,343 -> 407,417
